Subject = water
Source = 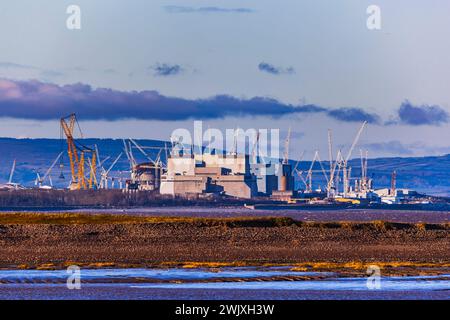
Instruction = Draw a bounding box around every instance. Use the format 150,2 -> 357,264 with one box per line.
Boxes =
0,267 -> 448,300
0,267 -> 326,282
132,276 -> 450,291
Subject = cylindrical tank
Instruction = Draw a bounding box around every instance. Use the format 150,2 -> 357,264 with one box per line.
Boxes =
278,163 -> 292,192
279,176 -> 287,192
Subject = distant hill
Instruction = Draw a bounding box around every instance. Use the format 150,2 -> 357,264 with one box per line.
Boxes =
0,138 -> 448,197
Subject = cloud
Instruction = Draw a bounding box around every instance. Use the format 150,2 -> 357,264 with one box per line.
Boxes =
362,141 -> 414,155
103,68 -> 117,74
0,61 -> 64,79
0,62 -> 38,70
0,78 -> 379,123
40,70 -> 64,78
297,104 -> 327,113
164,6 -> 254,14
73,66 -> 86,72
410,142 -> 450,156
327,107 -> 380,124
149,63 -> 183,76
258,62 -> 295,75
363,140 -> 450,156
396,100 -> 449,126
281,130 -> 305,140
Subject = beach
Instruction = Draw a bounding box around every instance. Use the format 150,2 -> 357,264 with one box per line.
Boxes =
0,211 -> 448,270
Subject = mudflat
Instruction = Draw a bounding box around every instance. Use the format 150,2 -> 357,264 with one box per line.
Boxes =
0,212 -> 448,271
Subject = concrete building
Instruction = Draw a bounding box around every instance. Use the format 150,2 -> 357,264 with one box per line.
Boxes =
374,188 -> 419,204
160,153 -> 257,199
250,162 -> 279,195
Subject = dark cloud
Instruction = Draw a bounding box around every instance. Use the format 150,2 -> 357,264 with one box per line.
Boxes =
0,79 -> 378,123
397,100 -> 448,125
258,62 -> 295,75
164,6 -> 254,14
327,107 -> 380,124
297,104 -> 327,113
149,63 -> 183,76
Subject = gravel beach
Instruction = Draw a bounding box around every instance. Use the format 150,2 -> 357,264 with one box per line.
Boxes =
0,212 -> 448,269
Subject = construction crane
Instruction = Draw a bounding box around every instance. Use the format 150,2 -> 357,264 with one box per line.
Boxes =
154,147 -> 166,169
306,151 -> 320,193
293,151 -> 318,193
251,131 -> 261,164
390,170 -> 397,196
130,139 -> 155,163
329,149 -> 344,196
342,121 -> 367,197
230,128 -> 239,156
282,127 -> 291,164
35,152 -> 64,188
8,159 -> 16,185
293,150 -> 332,194
2,159 -> 24,190
99,153 -> 123,189
292,151 -> 305,191
359,149 -> 369,193
164,143 -> 169,166
130,138 -> 167,170
95,145 -> 111,171
326,129 -> 334,197
60,113 -> 97,190
292,151 -> 305,173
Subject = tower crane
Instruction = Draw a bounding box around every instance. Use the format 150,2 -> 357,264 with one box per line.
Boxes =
282,127 -> 291,164
359,149 -> 369,192
35,151 -> 64,188
342,121 -> 367,197
8,159 -> 16,185
305,151 -> 319,193
326,149 -> 343,197
326,129 -> 334,196
4,159 -> 24,190
251,131 -> 261,164
99,153 -> 123,189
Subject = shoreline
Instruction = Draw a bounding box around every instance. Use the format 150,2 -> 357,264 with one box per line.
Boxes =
2,261 -> 449,277
0,212 -> 448,274
0,208 -> 449,223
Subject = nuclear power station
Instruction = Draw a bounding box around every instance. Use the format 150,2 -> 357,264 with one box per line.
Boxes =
0,113 -> 429,206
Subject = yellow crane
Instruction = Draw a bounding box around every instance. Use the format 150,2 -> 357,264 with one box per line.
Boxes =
60,113 -> 96,190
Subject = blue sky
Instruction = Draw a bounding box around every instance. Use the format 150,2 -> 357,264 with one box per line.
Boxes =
0,0 -> 449,158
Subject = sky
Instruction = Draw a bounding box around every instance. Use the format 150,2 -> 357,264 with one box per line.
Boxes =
0,0 -> 449,159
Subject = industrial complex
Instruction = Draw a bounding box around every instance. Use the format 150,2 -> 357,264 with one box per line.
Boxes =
0,113 -> 439,206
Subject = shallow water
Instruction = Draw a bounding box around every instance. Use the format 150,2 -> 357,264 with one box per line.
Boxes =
0,267 -> 326,281
0,267 -> 448,300
132,277 -> 450,291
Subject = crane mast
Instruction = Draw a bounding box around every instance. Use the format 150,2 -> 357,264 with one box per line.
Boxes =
282,127 -> 291,165
60,113 -> 96,190
342,121 -> 367,197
